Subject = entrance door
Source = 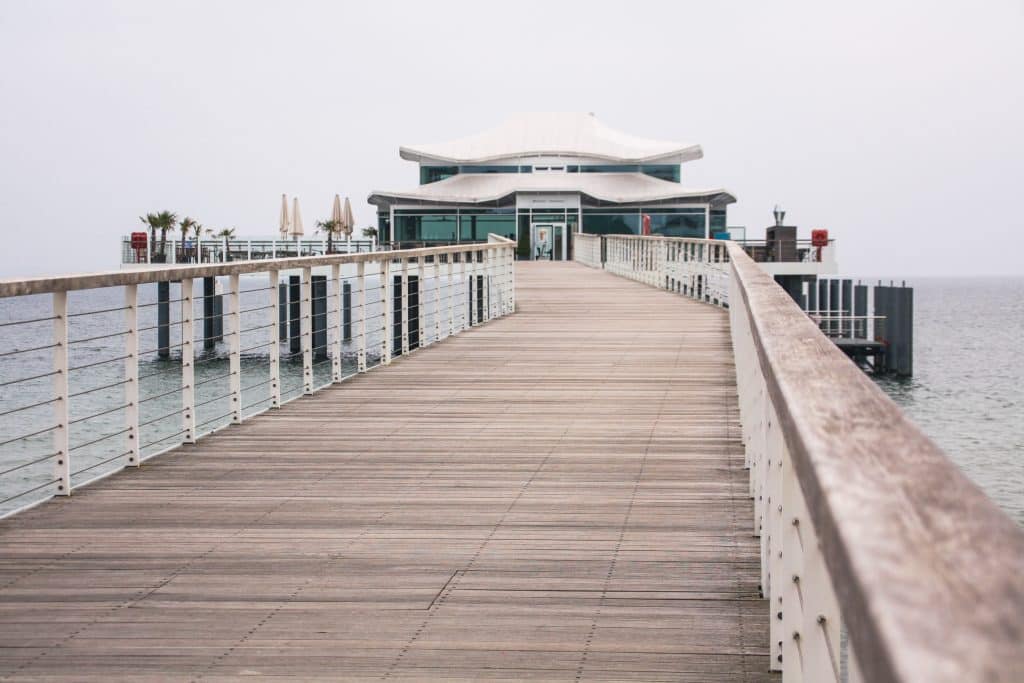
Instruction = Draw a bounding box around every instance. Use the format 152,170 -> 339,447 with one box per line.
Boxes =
531,223 -> 565,261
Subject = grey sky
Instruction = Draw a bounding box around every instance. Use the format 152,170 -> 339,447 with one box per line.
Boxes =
1,1 -> 1021,277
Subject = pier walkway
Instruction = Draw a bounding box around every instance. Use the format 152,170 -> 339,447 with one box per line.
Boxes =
0,263 -> 773,681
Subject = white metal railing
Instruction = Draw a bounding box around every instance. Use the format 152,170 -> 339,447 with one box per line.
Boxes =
574,234 -> 1024,683
573,233 -> 602,268
601,234 -> 730,306
0,237 -> 516,518
121,236 -> 378,266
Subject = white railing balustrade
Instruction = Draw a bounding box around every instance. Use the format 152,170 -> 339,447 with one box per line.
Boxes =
121,236 -> 379,266
573,233 -> 602,268
0,237 -> 516,518
598,234 -> 731,306
574,233 -> 1024,683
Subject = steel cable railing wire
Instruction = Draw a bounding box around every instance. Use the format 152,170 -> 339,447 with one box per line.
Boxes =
0,248 -> 511,502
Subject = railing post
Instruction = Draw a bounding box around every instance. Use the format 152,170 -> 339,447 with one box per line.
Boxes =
301,266 -> 313,394
356,261 -> 367,372
228,274 -> 241,423
483,249 -> 492,321
381,258 -> 392,365
52,291 -> 70,495
782,443 -> 843,682
432,255 -> 441,343
447,255 -> 455,336
400,257 -> 410,355
181,278 -> 196,443
507,247 -> 516,313
331,264 -> 342,381
460,254 -> 469,331
268,270 -> 281,408
765,394 -> 784,671
124,284 -> 139,466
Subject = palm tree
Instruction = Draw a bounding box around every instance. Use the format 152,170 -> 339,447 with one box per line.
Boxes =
213,227 -> 236,239
179,217 -> 196,262
362,226 -> 378,239
179,216 -> 197,241
156,211 -> 177,260
317,219 -> 342,253
138,213 -> 160,260
138,210 -> 177,262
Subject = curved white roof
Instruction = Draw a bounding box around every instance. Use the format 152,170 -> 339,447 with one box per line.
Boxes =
400,112 -> 703,165
368,172 -> 735,207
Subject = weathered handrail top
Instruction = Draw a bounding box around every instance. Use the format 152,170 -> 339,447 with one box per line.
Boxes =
725,240 -> 1024,682
0,236 -> 516,298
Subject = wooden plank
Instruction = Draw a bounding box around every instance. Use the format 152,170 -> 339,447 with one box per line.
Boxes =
0,262 -> 774,681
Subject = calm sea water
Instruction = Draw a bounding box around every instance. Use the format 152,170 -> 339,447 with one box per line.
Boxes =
1,273 -> 1021,525
873,276 -> 1024,526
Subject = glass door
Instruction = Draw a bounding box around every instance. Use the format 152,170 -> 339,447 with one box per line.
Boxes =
531,223 -> 566,260
531,224 -> 553,260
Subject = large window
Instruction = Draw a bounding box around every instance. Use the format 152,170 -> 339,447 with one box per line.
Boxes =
420,165 -> 534,184
582,212 -> 641,235
377,213 -> 391,241
459,213 -> 515,242
710,209 -> 727,234
578,164 -> 680,182
648,213 -> 705,238
394,214 -> 458,242
420,166 -> 458,185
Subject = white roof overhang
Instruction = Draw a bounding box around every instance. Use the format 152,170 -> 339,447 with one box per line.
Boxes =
399,112 -> 704,165
368,173 -> 736,208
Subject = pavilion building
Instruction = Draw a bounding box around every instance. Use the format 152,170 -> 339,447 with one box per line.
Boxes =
368,112 -> 736,260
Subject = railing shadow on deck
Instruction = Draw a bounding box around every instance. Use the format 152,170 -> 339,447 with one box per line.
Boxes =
574,232 -> 1024,683
0,236 -> 516,518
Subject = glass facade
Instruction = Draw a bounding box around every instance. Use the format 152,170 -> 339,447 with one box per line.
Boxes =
419,163 -> 680,184
420,165 -> 532,185
578,164 -> 680,182
419,166 -> 458,184
648,212 -> 705,238
459,212 -> 516,242
581,207 -> 707,237
386,209 -> 515,243
710,209 -> 727,235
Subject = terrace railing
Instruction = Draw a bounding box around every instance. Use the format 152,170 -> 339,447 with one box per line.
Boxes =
121,236 -> 378,265
0,237 -> 516,518
575,234 -> 1024,683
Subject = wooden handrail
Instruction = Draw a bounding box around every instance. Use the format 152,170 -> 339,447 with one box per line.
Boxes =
0,237 -> 516,298
726,240 -> 1024,682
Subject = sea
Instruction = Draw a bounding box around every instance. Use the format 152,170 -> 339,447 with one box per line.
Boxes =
1,274 -> 1021,525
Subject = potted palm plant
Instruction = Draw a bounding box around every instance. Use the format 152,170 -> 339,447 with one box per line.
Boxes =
316,219 -> 343,254
179,217 -> 197,262
213,227 -> 237,261
138,210 -> 177,263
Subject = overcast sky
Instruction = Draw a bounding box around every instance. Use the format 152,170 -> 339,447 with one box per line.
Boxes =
1,1 -> 1021,277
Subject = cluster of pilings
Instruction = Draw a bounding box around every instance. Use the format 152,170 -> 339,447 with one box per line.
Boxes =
774,275 -> 913,376
156,278 -> 223,358
154,270 -> 491,365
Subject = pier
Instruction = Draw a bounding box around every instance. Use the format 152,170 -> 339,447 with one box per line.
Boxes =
1,236 -> 1022,682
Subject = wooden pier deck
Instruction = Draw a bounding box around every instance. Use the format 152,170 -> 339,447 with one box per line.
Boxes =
0,262 -> 774,682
